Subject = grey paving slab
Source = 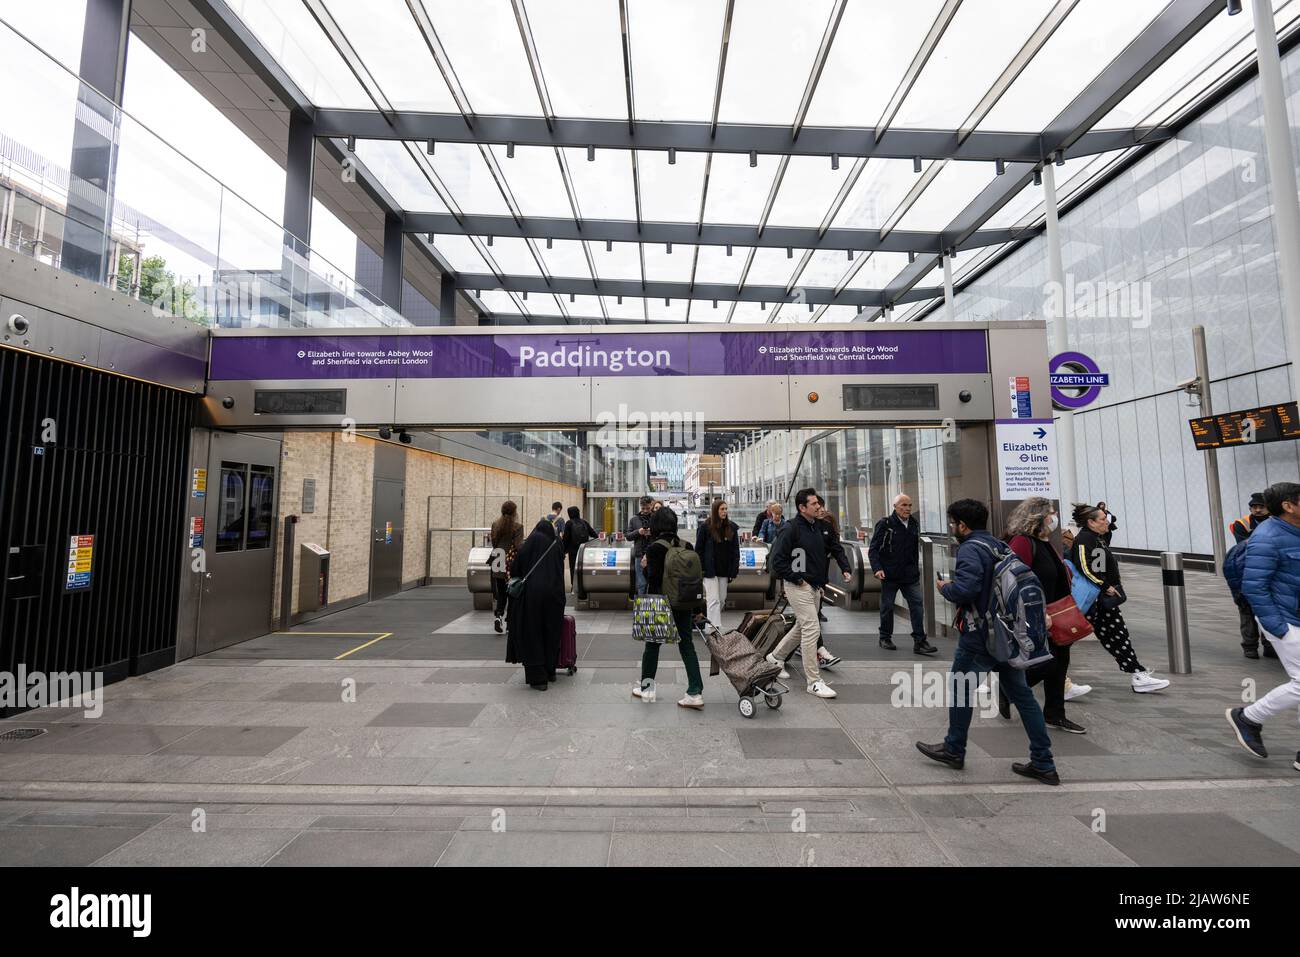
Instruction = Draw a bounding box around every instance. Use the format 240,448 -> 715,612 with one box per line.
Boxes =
284,758 -> 440,786
423,668 -> 520,684
609,831 -> 777,867
0,824 -> 161,866
367,703 -> 486,727
735,727 -> 864,760
13,810 -> 169,828
925,816 -> 1137,867
0,723 -> 202,755
1226,807 -> 1300,855
436,830 -> 611,866
268,829 -> 455,866
419,759 -> 559,787
769,832 -> 948,866
92,827 -> 302,866
155,725 -> 309,757
265,682 -> 375,703
968,724 -> 1111,758
1084,812 -> 1300,866
612,816 -> 767,833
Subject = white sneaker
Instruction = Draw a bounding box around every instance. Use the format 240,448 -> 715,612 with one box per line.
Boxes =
677,693 -> 704,710
1130,671 -> 1170,694
1063,681 -> 1092,701
817,649 -> 842,669
631,683 -> 656,703
765,654 -> 790,680
807,679 -> 838,699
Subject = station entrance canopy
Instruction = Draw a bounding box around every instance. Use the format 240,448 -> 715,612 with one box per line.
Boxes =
203,321 -> 1050,431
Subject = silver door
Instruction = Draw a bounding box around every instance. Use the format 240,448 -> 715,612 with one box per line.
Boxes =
196,432 -> 280,655
370,478 -> 404,599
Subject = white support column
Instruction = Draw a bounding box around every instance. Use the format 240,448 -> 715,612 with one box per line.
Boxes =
1042,161 -> 1079,511
942,253 -> 955,322
1252,0 -> 1300,405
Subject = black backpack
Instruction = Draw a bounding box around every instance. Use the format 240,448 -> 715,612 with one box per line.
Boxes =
569,519 -> 594,547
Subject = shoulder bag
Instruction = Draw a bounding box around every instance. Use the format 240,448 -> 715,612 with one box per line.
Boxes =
506,537 -> 557,599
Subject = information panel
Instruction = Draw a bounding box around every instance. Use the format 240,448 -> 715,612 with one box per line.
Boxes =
1189,402 -> 1298,450
995,419 -> 1057,500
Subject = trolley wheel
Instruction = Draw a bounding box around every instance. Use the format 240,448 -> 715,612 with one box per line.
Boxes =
567,666 -> 577,676
738,696 -> 756,718
766,694 -> 782,709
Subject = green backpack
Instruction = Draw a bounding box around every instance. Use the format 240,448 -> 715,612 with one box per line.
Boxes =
655,538 -> 705,612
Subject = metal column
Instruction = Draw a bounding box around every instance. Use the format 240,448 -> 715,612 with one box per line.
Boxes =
942,253 -> 955,322
63,0 -> 132,283
1252,0 -> 1300,406
1192,325 -> 1226,572
382,213 -> 405,312
440,270 -> 458,325
283,108 -> 316,248
1160,552 -> 1193,674
1043,162 -> 1079,511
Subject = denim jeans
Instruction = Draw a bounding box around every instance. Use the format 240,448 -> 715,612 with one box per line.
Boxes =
943,643 -> 1055,771
634,556 -> 648,596
879,579 -> 926,642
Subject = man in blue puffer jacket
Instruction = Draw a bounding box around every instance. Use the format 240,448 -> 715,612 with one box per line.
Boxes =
1227,482 -> 1300,764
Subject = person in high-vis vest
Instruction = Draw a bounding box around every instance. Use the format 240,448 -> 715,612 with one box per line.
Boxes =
1230,492 -> 1275,659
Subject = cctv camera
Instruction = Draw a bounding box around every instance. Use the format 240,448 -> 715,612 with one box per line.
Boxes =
221,396 -> 235,410
958,390 -> 972,403
7,313 -> 29,335
1175,375 -> 1200,394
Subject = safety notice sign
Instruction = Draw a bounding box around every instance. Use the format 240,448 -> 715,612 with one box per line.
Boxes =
192,468 -> 207,498
66,534 -> 94,592
996,419 -> 1057,500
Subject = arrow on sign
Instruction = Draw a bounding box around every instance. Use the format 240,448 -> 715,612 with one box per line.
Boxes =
1033,427 -> 1047,439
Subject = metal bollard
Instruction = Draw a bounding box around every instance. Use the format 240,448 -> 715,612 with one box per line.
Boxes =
1160,551 -> 1192,674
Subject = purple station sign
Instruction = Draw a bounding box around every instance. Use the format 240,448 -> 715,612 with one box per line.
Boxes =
209,329 -> 989,380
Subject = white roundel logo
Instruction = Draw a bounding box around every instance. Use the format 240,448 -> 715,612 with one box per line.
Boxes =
758,346 -> 767,354
297,351 -> 306,358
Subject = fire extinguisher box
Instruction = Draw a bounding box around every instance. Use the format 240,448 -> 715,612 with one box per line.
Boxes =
298,543 -> 330,613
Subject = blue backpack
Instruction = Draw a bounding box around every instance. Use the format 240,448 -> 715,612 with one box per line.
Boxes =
968,540 -> 1055,670
1223,541 -> 1248,603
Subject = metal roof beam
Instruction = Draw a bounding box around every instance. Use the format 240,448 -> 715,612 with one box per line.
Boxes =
407,213 -> 1018,254
310,111 -> 1167,162
453,274 -> 941,307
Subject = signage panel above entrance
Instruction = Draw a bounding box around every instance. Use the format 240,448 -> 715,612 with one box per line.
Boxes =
209,328 -> 990,381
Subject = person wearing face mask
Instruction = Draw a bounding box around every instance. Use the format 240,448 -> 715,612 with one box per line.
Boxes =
1073,503 -> 1171,693
997,497 -> 1084,733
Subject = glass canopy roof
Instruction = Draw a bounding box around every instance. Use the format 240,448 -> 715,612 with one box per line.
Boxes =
225,0 -> 1300,324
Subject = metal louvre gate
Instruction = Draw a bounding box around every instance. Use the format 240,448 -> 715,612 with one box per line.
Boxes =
0,349 -> 193,706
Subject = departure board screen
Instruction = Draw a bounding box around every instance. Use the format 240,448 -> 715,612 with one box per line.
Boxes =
253,389 -> 347,415
1189,417 -> 1221,450
1190,403 -> 1298,450
1276,401 -> 1300,439
1215,407 -> 1281,445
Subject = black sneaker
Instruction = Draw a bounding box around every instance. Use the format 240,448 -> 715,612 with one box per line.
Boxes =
879,636 -> 897,651
494,617 -> 504,634
914,640 -> 938,656
1264,643 -> 1278,659
1047,717 -> 1087,735
1226,707 -> 1267,758
818,612 -> 829,623
1294,752 -> 1299,772
916,741 -> 964,769
998,691 -> 1011,720
1012,762 -> 1061,786
1244,647 -> 1260,659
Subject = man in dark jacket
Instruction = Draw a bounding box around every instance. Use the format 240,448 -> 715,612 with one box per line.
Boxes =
916,499 -> 1058,786
1230,492 -> 1274,659
868,493 -> 936,655
626,496 -> 655,596
768,487 -> 852,698
1228,482 -> 1300,761
752,501 -> 775,538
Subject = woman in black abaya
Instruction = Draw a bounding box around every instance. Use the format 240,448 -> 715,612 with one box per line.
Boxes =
505,519 -> 566,689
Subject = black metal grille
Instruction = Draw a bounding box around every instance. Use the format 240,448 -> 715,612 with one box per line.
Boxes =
0,348 -> 193,713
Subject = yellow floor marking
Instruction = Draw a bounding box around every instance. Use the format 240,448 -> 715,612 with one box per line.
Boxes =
269,631 -> 395,661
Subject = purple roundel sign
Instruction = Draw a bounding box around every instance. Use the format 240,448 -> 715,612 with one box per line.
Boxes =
1050,351 -> 1109,410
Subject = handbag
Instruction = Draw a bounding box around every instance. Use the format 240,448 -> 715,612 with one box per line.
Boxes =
1046,595 -> 1093,646
506,538 -> 557,599
632,594 -> 678,643
1096,582 -> 1127,611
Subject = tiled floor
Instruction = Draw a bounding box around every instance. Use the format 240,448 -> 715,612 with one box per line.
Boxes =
1,564 -> 1297,866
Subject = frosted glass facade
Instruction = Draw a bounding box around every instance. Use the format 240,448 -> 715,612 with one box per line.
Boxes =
947,48 -> 1300,555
